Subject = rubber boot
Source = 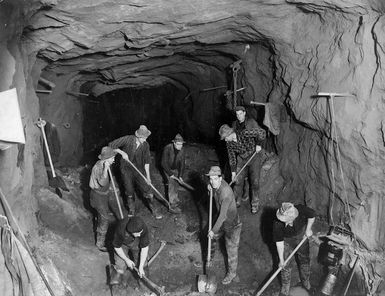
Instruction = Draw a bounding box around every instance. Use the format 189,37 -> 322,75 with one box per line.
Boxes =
127,195 -> 135,217
109,265 -> 123,285
95,231 -> 107,252
280,266 -> 292,296
147,195 -> 163,219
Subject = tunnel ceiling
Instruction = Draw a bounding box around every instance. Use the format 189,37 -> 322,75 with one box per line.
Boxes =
23,0 -> 382,96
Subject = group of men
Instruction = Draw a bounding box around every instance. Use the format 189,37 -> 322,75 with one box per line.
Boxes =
88,106 -> 316,295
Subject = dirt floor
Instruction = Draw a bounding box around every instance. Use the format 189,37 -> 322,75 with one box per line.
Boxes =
31,144 -> 328,296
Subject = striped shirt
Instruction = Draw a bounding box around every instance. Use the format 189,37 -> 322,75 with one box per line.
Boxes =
226,128 -> 266,172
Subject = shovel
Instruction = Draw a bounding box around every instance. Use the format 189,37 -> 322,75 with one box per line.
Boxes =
256,236 -> 308,296
121,157 -> 175,211
170,175 -> 195,191
36,118 -> 69,194
229,150 -> 258,186
197,188 -> 217,294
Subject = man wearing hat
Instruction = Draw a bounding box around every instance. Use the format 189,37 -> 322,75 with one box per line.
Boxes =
161,134 -> 186,213
89,146 -> 128,251
206,166 -> 242,285
110,216 -> 150,285
273,202 -> 316,296
232,106 -> 260,202
218,121 -> 266,214
109,125 -> 162,219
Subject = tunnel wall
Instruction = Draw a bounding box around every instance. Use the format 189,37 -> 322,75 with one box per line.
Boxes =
0,0 -> 46,235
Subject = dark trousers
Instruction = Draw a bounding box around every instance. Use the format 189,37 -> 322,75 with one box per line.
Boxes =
165,172 -> 180,205
211,222 -> 242,275
280,235 -> 311,295
121,166 -> 153,214
90,189 -> 127,247
233,154 -> 262,209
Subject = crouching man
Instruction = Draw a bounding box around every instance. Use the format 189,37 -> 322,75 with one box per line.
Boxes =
273,202 -> 316,296
110,216 -> 150,285
207,166 -> 242,285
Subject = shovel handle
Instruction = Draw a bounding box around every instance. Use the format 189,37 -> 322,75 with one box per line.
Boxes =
133,267 -> 165,295
207,188 -> 213,263
122,157 -> 170,208
36,118 -> 56,178
229,150 -> 258,186
256,236 -> 308,296
107,167 -> 124,220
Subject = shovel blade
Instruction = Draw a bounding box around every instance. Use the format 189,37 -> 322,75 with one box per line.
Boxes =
197,274 -> 217,294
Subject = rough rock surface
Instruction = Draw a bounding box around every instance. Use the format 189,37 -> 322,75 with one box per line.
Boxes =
1,0 -> 385,293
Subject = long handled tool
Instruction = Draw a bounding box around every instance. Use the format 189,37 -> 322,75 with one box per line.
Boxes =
36,118 -> 68,193
121,158 -> 171,209
256,236 -> 308,296
197,188 -> 217,293
147,240 -> 167,266
170,175 -> 195,191
0,186 -> 56,296
107,167 -> 124,220
132,266 -> 165,296
342,255 -> 359,296
229,150 -> 258,186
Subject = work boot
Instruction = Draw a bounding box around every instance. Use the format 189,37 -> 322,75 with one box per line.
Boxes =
109,265 -> 123,285
221,272 -> 237,285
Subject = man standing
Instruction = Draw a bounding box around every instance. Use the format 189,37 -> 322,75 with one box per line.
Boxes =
89,146 -> 128,251
232,105 -> 259,132
273,202 -> 316,296
219,122 -> 266,213
231,106 -> 260,202
110,216 -> 150,285
109,125 -> 162,219
161,134 -> 186,213
207,166 -> 242,285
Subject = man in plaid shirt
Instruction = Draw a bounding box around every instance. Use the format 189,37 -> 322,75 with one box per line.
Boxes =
219,122 -> 266,213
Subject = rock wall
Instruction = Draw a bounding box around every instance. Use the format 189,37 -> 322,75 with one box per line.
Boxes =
0,0 -> 46,235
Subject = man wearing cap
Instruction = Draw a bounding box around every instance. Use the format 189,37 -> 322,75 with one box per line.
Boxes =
219,122 -> 266,214
109,125 -> 162,219
161,134 -> 186,213
207,166 -> 242,285
232,106 -> 260,202
89,146 -> 129,251
110,216 -> 150,285
273,202 -> 316,296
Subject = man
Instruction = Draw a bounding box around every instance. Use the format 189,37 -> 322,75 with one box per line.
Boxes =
161,134 -> 186,213
89,146 -> 128,251
232,105 -> 259,132
207,166 -> 242,285
273,202 -> 316,296
231,106 -> 260,202
219,122 -> 266,214
109,125 -> 162,219
110,216 -> 150,285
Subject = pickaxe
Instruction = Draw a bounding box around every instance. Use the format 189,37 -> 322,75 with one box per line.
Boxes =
147,240 -> 167,266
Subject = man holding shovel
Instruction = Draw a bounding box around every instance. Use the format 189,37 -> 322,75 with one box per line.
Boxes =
231,106 -> 260,203
110,216 -> 150,285
161,134 -> 186,213
273,202 -> 316,296
109,125 -> 163,219
89,146 -> 128,251
207,166 -> 242,285
219,122 -> 266,213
